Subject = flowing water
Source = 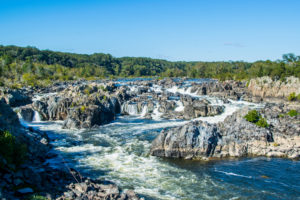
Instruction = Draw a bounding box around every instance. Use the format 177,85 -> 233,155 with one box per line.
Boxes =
18,81 -> 300,200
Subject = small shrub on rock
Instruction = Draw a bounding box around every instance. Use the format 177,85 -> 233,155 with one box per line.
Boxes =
80,105 -> 86,112
83,87 -> 91,96
256,117 -> 269,128
29,194 -> 48,200
287,92 -> 296,101
244,110 -> 269,128
244,110 -> 260,123
287,110 -> 299,117
273,142 -> 279,147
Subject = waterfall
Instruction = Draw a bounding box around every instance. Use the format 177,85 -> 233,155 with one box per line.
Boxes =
152,103 -> 163,120
128,104 -> 138,115
175,101 -> 184,112
140,105 -> 148,117
122,103 -> 139,115
32,111 -> 41,122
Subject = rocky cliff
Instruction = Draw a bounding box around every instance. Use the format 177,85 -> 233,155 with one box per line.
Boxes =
247,76 -> 300,99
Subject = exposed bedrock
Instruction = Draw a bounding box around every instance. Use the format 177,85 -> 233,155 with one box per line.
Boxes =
18,105 -> 35,122
150,121 -> 221,159
0,89 -> 32,107
248,76 -> 300,99
183,100 -> 225,119
191,80 -> 247,100
0,97 -> 142,200
31,84 -> 126,129
151,104 -> 300,160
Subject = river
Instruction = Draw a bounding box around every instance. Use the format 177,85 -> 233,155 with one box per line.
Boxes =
18,80 -> 300,200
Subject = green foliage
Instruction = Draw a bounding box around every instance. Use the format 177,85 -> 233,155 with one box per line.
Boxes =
244,110 -> 269,128
298,94 -> 300,101
80,105 -> 86,112
287,92 -> 297,101
246,80 -> 250,87
22,73 -> 38,87
0,130 -> 27,167
28,195 -> 48,200
273,142 -> 279,147
99,85 -> 107,92
287,110 -> 299,117
244,110 -> 260,123
256,117 -> 269,128
83,87 -> 91,95
0,45 -> 299,88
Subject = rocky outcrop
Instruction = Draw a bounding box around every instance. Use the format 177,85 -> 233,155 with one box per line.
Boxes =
32,84 -> 126,129
150,121 -> 221,159
191,80 -> 247,100
183,102 -> 224,119
19,105 -> 34,122
62,104 -> 115,129
57,179 -> 141,200
0,98 -> 142,200
247,76 -> 300,99
0,89 -> 32,107
151,105 -> 300,160
0,99 -> 21,131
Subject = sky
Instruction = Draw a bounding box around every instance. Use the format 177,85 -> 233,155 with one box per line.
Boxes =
0,0 -> 300,62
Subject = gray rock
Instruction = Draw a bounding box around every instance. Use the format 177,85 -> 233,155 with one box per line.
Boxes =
1,89 -> 32,107
150,121 -> 221,159
151,105 -> 300,160
19,105 -> 34,121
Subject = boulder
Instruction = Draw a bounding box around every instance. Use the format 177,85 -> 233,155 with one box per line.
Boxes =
19,105 -> 34,122
150,121 -> 221,159
0,100 -> 20,130
63,104 -> 115,129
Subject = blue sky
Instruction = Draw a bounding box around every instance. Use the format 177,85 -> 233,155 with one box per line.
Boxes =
0,0 -> 300,61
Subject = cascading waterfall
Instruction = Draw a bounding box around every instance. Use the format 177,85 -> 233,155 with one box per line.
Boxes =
122,103 -> 139,115
32,110 -> 41,122
140,105 -> 148,117
174,100 -> 184,112
152,102 -> 163,120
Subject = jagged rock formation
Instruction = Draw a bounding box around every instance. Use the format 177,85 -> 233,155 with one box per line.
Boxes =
0,89 -> 32,107
0,95 -> 142,200
30,83 -> 125,129
247,76 -> 300,99
150,121 -> 221,159
191,80 -> 247,100
151,104 -> 300,160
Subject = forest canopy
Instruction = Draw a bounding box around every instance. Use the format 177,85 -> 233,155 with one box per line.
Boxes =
0,45 -> 299,88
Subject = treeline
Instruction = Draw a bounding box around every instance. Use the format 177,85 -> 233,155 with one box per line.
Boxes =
0,45 -> 299,87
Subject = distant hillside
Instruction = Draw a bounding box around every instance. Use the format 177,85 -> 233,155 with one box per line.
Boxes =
0,45 -> 299,88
